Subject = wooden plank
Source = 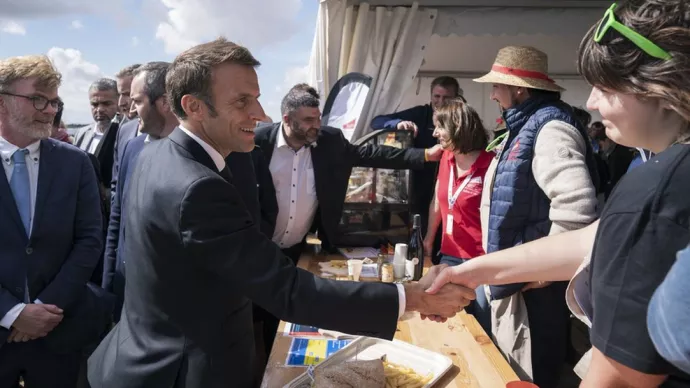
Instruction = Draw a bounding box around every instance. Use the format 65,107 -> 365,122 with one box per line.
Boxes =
261,252 -> 519,387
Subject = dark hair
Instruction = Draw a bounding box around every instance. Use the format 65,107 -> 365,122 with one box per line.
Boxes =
115,64 -> 142,79
434,98 -> 488,153
431,76 -> 461,96
578,0 -> 690,129
53,106 -> 63,128
89,78 -> 118,94
572,106 -> 592,128
588,121 -> 608,141
166,37 -> 261,119
133,62 -> 171,104
527,88 -> 561,101
280,83 -> 320,118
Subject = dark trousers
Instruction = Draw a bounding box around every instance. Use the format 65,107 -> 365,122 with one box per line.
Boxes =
439,255 -> 491,335
0,341 -> 81,388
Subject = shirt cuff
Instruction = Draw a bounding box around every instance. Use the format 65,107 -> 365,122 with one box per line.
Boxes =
0,303 -> 27,329
395,284 -> 406,319
34,299 -> 43,304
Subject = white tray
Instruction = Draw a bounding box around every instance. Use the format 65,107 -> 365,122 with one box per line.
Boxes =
283,336 -> 453,388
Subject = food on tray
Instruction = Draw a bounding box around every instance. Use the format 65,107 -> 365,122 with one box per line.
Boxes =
383,360 -> 433,388
329,260 -> 348,269
312,359 -> 386,387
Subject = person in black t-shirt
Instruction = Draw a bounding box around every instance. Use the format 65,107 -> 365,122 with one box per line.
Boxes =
419,1 -> 690,387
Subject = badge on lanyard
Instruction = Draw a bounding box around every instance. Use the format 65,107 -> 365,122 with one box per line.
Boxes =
446,166 -> 473,235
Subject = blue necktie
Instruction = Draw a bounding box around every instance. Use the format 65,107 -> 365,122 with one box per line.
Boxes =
10,149 -> 31,236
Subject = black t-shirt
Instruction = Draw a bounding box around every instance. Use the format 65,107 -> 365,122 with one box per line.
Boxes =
590,144 -> 690,386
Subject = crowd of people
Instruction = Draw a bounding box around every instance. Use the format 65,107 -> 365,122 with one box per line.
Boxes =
0,0 -> 688,387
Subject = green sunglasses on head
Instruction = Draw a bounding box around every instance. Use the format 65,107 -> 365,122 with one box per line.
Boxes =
594,3 -> 672,60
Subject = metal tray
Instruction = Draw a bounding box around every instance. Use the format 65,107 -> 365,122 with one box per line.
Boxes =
283,336 -> 453,388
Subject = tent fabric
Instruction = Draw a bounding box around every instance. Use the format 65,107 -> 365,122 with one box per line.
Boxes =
433,7 -> 602,37
308,0 -> 437,140
321,72 -> 373,142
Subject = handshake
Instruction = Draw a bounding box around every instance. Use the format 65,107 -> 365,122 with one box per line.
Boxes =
402,264 -> 477,322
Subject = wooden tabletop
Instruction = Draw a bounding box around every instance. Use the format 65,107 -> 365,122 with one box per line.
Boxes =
261,252 -> 519,388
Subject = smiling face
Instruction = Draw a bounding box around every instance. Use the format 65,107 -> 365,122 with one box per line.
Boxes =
1,77 -> 58,141
586,86 -> 679,153
200,62 -> 264,154
431,85 -> 457,111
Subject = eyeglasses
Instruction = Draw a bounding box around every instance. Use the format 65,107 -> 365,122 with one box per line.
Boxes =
0,92 -> 64,111
594,3 -> 672,60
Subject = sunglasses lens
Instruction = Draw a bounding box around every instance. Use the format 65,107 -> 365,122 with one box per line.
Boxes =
594,12 -> 610,42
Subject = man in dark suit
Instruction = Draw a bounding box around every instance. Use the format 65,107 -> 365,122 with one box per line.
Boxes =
103,62 -> 178,322
110,118 -> 139,203
87,38 -> 473,388
256,84 -> 443,262
74,78 -> 120,204
0,55 -> 106,387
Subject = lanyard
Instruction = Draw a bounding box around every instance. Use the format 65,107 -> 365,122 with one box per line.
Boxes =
448,165 -> 474,207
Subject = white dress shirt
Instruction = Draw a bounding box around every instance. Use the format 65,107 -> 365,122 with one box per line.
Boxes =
267,124 -> 405,317
269,124 -> 319,248
86,128 -> 104,154
179,126 -> 406,319
0,136 -> 43,329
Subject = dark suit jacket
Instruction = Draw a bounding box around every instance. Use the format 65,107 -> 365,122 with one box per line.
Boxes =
110,119 -> 139,204
102,134 -> 146,321
74,122 -> 120,192
227,148 -> 278,239
0,139 -> 107,354
87,128 -> 399,388
254,123 -> 427,249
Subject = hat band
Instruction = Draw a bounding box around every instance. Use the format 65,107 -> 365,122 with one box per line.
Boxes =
491,64 -> 555,83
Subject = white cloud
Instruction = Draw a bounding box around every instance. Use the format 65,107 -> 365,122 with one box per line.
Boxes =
47,47 -> 107,125
262,64 -> 310,120
70,20 -> 84,29
0,20 -> 26,35
131,36 -> 140,47
152,0 -> 303,55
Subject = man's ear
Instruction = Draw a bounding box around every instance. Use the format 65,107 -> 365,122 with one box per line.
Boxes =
158,95 -> 170,112
180,94 -> 205,121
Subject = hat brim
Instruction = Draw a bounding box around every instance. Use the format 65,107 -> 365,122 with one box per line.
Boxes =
473,70 -> 565,92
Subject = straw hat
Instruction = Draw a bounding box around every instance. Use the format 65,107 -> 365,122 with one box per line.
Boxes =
473,46 -> 565,92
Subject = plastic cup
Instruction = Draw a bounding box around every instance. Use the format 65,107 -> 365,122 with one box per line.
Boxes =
347,259 -> 364,281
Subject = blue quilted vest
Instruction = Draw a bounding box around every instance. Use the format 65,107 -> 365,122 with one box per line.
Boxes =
487,95 -> 598,254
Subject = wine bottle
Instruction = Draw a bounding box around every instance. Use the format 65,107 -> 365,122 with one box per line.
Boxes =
409,214 -> 424,280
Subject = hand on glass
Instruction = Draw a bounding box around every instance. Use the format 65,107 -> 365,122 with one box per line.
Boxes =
396,121 -> 418,137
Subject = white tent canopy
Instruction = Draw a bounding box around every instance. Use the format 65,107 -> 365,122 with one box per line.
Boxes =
308,0 -> 607,139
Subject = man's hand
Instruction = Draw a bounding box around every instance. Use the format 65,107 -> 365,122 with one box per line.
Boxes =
7,328 -> 38,343
417,264 -> 448,290
396,121 -> 418,137
404,281 -> 475,320
424,144 -> 444,162
12,304 -> 64,338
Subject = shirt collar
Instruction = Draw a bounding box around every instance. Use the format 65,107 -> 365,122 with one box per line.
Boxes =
178,125 -> 226,172
447,149 -> 493,176
0,136 -> 41,166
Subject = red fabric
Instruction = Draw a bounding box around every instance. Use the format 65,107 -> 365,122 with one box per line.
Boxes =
491,64 -> 555,83
436,149 -> 494,259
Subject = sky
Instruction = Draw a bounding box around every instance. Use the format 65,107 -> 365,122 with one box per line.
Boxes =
0,0 -> 316,124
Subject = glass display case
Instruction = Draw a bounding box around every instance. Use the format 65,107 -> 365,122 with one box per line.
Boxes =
333,129 -> 414,248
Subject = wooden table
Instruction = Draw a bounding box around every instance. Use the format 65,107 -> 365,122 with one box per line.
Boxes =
261,252 -> 519,387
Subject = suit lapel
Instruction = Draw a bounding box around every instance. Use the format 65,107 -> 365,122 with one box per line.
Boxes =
0,163 -> 26,236
168,128 -> 219,173
79,125 -> 95,151
32,140 -> 58,238
259,123 -> 280,165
